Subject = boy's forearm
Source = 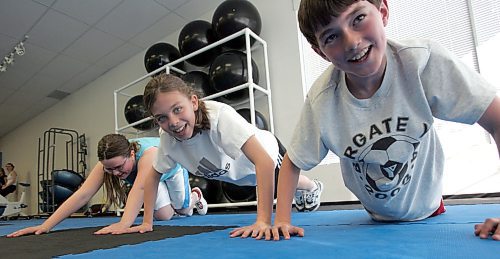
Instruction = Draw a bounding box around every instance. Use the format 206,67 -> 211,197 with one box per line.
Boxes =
275,154 -> 301,223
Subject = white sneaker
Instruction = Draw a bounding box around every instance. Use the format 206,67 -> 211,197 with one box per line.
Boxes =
191,187 -> 208,215
294,190 -> 305,212
304,180 -> 323,212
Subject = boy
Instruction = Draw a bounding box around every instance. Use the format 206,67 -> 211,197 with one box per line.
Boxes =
271,0 -> 500,241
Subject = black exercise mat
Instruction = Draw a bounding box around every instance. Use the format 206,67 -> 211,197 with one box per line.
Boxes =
4,225 -> 232,258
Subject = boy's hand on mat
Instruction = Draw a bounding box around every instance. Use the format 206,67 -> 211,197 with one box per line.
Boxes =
474,218 -> 500,240
125,223 -> 153,234
6,225 -> 50,237
94,222 -> 130,235
229,221 -> 273,240
271,222 -> 304,241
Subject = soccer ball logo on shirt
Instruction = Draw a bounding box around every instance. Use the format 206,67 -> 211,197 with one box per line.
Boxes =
358,135 -> 420,199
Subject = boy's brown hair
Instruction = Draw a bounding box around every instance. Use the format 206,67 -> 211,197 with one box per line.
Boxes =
143,73 -> 211,131
298,0 -> 382,48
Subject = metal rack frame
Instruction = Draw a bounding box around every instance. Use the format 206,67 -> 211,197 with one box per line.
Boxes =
114,28 -> 273,209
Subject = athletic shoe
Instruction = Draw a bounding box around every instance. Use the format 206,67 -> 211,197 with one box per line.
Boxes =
294,190 -> 305,212
304,180 -> 323,212
191,187 -> 208,215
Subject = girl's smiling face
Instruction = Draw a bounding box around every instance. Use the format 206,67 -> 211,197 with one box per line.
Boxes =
151,90 -> 199,140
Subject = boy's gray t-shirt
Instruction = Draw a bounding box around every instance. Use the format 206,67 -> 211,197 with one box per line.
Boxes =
288,39 -> 496,221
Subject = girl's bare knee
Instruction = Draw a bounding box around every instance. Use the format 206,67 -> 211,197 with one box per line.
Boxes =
154,205 -> 175,220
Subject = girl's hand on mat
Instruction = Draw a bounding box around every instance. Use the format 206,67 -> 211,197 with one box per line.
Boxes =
229,221 -> 273,240
7,225 -> 50,237
474,218 -> 500,240
271,222 -> 304,241
94,222 -> 130,235
125,223 -> 153,234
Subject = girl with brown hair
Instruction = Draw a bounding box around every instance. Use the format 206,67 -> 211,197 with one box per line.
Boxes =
8,134 -> 206,237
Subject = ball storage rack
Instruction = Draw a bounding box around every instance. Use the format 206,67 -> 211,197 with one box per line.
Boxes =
113,28 -> 274,211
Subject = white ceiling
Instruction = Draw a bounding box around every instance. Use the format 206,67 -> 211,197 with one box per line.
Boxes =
0,0 -> 224,138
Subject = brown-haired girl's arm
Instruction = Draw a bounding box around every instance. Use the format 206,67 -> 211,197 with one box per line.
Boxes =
229,135 -> 276,240
94,147 -> 158,235
7,163 -> 104,237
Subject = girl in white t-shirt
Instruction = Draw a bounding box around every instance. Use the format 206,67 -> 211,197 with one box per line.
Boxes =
128,74 -> 322,240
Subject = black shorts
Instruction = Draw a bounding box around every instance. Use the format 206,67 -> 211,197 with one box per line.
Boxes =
274,135 -> 286,176
0,184 -> 16,197
273,136 -> 287,197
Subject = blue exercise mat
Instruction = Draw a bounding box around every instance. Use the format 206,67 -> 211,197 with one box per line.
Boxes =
2,204 -> 499,258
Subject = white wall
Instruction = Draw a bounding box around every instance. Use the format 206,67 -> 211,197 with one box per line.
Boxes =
0,0 -> 353,215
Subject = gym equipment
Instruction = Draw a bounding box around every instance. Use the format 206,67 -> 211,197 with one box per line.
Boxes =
51,169 -> 84,204
124,95 -> 156,131
189,174 -> 223,204
212,0 -> 262,49
37,128 -> 87,214
0,182 -> 30,218
208,50 -> 259,103
52,185 -> 75,204
181,71 -> 215,98
178,20 -> 222,67
115,25 -> 275,210
237,108 -> 269,130
220,181 -> 256,203
52,169 -> 84,190
144,42 -> 184,75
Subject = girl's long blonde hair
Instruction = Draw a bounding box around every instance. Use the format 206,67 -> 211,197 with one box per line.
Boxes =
97,134 -> 139,208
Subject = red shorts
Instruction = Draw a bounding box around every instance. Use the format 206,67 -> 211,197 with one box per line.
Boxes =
429,199 -> 446,217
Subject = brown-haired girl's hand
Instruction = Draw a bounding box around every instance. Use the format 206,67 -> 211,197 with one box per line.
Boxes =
271,221 -> 304,241
94,222 -> 131,235
229,220 -> 273,240
6,225 -> 50,237
124,223 -> 153,234
474,218 -> 500,240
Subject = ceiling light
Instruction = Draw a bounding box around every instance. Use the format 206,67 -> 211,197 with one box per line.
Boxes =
15,42 -> 26,56
1,35 -> 28,72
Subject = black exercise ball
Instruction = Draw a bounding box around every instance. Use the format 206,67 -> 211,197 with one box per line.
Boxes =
53,185 -> 75,204
212,0 -> 262,49
209,50 -> 259,103
237,108 -> 268,130
178,20 -> 222,67
181,71 -> 215,98
52,170 -> 84,191
189,173 -> 223,204
144,42 -> 185,75
124,95 -> 156,131
221,181 -> 256,203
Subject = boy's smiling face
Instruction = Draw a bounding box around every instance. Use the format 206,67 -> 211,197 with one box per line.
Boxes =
312,1 -> 389,85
